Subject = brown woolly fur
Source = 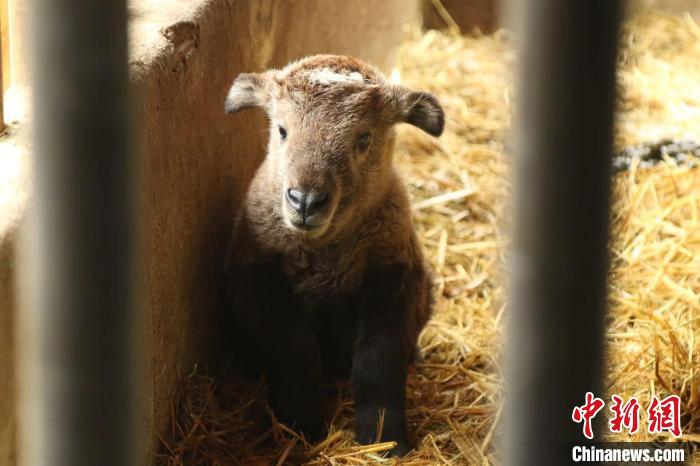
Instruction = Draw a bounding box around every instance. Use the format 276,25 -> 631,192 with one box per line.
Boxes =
279,55 -> 385,87
223,54 -> 443,349
221,54 -> 445,456
156,11 -> 700,465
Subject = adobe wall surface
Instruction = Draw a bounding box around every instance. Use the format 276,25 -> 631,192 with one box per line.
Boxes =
422,0 -> 501,33
422,0 -> 700,35
129,0 -> 419,458
0,126 -> 30,466
0,239 -> 17,466
626,0 -> 700,18
0,1 -> 419,465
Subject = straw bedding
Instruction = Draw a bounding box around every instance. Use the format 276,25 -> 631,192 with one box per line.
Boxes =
156,11 -> 700,465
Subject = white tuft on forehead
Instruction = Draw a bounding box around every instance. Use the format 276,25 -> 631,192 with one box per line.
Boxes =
307,67 -> 365,85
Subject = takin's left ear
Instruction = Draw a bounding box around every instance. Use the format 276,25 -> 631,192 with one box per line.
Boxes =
391,87 -> 445,137
224,72 -> 271,114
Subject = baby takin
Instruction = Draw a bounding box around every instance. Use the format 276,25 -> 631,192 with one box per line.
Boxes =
222,55 -> 444,456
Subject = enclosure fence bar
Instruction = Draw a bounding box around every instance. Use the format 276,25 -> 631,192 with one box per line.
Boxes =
504,1 -> 621,464
20,0 -> 134,465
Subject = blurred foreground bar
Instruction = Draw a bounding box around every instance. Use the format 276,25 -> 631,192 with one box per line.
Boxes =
21,1 -> 134,465
504,1 -> 621,464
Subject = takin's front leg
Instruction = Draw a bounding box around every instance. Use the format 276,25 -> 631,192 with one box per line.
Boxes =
224,261 -> 324,441
352,265 -> 424,457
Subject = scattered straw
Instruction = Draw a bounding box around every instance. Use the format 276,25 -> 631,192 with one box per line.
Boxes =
616,12 -> 700,147
156,10 -> 700,465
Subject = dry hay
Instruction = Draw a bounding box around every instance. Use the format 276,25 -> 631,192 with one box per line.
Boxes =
156,11 -> 700,466
616,12 -> 700,147
605,12 -> 700,459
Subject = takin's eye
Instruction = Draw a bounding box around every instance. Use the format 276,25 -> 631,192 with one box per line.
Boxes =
356,133 -> 371,152
278,125 -> 287,142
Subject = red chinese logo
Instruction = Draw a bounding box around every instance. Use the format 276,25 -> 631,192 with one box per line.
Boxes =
609,395 -> 640,434
572,392 -> 605,439
648,395 -> 681,437
573,393 -> 682,439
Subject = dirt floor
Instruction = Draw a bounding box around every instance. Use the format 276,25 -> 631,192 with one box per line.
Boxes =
156,11 -> 700,465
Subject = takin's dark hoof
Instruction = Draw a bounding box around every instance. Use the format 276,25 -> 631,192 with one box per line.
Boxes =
355,418 -> 412,456
386,439 -> 413,457
273,407 -> 326,443
293,417 -> 326,443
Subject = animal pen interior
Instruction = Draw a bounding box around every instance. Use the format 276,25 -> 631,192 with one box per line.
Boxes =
156,8 -> 700,465
0,1 -> 699,466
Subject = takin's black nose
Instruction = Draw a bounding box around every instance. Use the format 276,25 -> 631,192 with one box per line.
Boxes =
286,189 -> 330,218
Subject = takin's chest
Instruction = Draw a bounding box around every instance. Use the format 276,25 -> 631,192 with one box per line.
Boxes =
280,246 -> 367,304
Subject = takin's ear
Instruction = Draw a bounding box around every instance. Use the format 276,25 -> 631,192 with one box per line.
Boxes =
391,87 -> 445,137
224,72 -> 271,114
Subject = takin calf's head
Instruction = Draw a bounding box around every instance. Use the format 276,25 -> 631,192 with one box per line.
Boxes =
225,55 -> 444,239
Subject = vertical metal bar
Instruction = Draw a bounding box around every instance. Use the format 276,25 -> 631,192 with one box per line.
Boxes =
22,0 -> 134,465
504,1 -> 621,464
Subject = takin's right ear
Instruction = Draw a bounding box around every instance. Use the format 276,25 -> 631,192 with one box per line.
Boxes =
224,72 -> 270,114
400,90 -> 445,137
387,86 -> 445,137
